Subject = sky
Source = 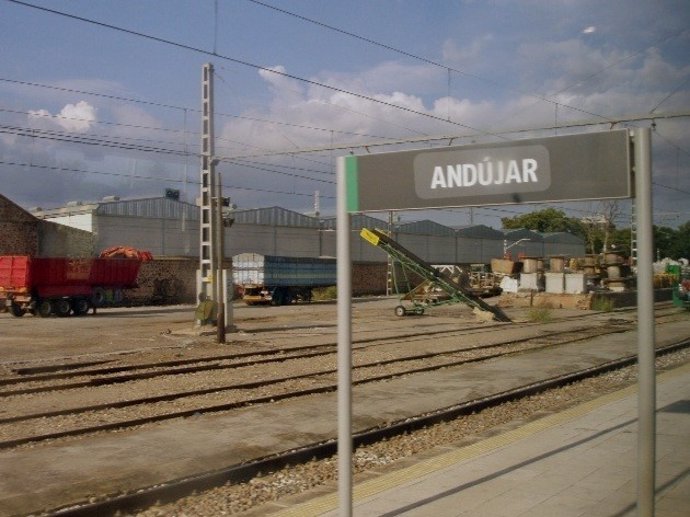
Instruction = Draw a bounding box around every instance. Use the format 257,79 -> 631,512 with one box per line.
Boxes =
1,0 -> 689,230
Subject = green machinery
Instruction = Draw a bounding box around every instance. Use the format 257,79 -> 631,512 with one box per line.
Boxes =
361,228 -> 511,321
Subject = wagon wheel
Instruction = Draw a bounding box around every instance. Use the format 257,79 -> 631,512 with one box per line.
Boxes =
73,298 -> 90,316
9,302 -> 26,317
92,287 -> 106,307
55,299 -> 72,317
37,299 -> 53,318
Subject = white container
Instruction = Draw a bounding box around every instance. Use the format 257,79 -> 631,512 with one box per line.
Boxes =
500,276 -> 519,294
545,272 -> 565,294
565,273 -> 586,294
519,273 -> 542,291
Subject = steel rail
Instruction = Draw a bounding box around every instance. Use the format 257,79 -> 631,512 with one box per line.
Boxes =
0,324 -> 654,448
46,339 -> 690,517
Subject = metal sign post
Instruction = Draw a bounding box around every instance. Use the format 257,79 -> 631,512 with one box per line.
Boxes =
336,128 -> 651,516
633,127 -> 655,517
336,157 -> 352,517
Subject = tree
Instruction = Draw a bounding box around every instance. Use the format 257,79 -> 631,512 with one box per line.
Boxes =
665,222 -> 690,260
609,227 -> 632,257
501,208 -> 583,235
653,225 -> 677,260
579,201 -> 624,254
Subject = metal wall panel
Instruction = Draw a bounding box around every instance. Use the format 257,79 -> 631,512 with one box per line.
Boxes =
456,237 -> 482,263
95,216 -> 198,257
43,197 -> 589,265
275,227 -> 322,257
227,224 -> 276,256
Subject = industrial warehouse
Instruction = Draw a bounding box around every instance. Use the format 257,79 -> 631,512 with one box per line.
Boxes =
1,191 -> 588,305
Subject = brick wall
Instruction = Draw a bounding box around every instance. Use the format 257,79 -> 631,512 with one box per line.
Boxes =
352,262 -> 387,296
128,257 -> 198,305
38,221 -> 94,257
0,195 -> 39,255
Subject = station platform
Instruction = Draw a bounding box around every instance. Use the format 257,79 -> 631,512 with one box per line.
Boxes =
274,362 -> 690,517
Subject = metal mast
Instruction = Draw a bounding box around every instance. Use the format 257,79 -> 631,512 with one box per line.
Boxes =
198,63 -> 218,307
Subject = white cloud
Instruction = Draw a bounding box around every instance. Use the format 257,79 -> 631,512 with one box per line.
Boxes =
28,100 -> 97,132
57,101 -> 96,132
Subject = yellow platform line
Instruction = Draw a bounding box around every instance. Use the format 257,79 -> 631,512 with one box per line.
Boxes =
274,362 -> 690,517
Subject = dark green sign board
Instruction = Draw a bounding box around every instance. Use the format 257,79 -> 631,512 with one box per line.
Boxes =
345,129 -> 631,212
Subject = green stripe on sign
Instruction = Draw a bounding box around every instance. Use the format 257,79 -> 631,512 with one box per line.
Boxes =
345,155 -> 359,212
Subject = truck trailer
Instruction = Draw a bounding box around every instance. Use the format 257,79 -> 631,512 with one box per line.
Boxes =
233,253 -> 336,305
0,250 -> 149,317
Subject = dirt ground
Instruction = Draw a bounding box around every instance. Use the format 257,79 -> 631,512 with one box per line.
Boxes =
0,296 -> 588,366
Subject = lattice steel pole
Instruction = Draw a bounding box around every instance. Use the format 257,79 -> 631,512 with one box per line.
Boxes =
198,63 -> 218,316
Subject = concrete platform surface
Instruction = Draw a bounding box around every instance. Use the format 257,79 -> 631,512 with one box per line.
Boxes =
275,362 -> 690,517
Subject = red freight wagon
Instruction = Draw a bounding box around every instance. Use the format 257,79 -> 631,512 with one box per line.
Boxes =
0,254 -> 145,317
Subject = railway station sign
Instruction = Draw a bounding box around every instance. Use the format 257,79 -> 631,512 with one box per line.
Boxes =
345,129 -> 631,212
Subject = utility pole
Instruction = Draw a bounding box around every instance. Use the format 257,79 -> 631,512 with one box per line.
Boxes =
198,62 -> 229,343
215,173 -> 227,343
387,211 -> 394,296
199,63 -> 217,306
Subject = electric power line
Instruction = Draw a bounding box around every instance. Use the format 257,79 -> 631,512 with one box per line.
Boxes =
5,0 -> 508,140
246,0 -> 689,125
0,159 -> 334,199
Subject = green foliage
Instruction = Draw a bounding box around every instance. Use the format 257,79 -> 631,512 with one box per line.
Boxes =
609,228 -> 632,256
591,297 -> 615,312
527,307 -> 553,322
501,208 -> 583,235
664,222 -> 690,260
312,286 -> 337,301
501,208 -> 690,259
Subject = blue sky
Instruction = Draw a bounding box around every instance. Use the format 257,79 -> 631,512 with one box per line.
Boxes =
1,0 -> 689,230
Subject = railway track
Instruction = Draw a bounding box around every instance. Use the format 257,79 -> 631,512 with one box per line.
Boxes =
46,338 -> 690,517
0,318 -> 642,449
3,303 -> 682,393
0,301 -> 687,516
0,308 -> 685,453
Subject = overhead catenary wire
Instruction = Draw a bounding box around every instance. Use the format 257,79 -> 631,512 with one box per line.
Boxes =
3,113 -> 688,203
245,0 -> 689,124
4,0 -> 509,141
3,4 -> 687,163
3,0 -> 688,225
5,0 -> 688,145
0,159 -> 334,200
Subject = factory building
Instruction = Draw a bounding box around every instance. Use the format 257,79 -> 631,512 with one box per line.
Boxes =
1,193 -> 585,302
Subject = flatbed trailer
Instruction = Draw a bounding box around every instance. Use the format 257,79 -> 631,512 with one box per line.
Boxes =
233,253 -> 336,306
0,255 -> 144,317
360,228 -> 511,321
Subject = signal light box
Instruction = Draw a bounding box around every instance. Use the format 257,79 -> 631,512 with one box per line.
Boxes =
345,129 -> 632,212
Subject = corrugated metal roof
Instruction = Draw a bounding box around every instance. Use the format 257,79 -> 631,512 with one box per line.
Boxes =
232,206 -> 321,228
320,213 -> 387,230
541,232 -> 585,244
397,220 -> 455,236
503,228 -> 544,242
455,224 -> 504,239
